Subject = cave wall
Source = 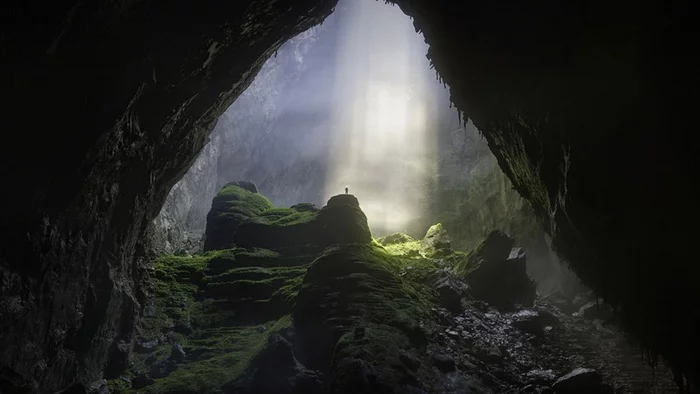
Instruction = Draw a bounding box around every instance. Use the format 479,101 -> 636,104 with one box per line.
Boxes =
147,130 -> 221,255
427,117 -> 568,293
388,0 -> 700,383
3,0 -> 699,390
0,0 -> 337,391
150,16 -> 336,254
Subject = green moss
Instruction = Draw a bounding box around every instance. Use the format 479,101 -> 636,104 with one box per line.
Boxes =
204,185 -> 275,251
235,195 -> 371,249
293,244 -> 437,389
215,186 -> 274,213
289,203 -> 319,213
152,251 -> 221,281
383,240 -> 422,258
377,232 -> 416,246
138,316 -> 293,394
295,243 -> 434,338
113,241 -> 311,393
257,207 -> 316,226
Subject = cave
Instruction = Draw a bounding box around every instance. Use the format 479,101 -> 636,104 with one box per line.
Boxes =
1,0 -> 698,393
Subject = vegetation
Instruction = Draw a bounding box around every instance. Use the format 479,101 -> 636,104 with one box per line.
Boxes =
293,243 -> 438,389
136,317 -> 293,394
204,185 -> 275,251
255,207 -> 316,226
116,189 -> 469,393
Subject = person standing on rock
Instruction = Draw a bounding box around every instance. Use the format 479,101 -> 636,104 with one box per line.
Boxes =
345,186 -> 349,194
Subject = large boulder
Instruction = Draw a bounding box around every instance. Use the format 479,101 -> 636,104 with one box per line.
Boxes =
316,195 -> 372,245
420,223 -> 451,256
433,270 -> 469,314
457,230 -> 537,309
293,244 -> 431,393
203,182 -> 273,251
234,194 -> 371,249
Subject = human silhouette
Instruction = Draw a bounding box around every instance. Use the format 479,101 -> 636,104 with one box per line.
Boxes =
345,186 -> 349,194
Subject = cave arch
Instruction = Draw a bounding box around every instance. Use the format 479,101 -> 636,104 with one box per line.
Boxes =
1,0 -> 698,391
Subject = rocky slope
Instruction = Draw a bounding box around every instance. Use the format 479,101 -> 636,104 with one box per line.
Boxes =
107,186 -> 678,393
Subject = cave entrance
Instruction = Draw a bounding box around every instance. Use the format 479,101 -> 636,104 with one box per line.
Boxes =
158,0 -> 568,294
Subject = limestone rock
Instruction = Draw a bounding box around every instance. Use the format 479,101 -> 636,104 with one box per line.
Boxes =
149,359 -> 179,379
234,194 -> 371,249
511,310 -> 559,336
378,232 -> 416,246
525,369 -> 556,385
458,231 -> 537,309
552,368 -> 612,394
134,338 -> 159,353
203,183 -> 274,251
434,271 -> 469,313
420,223 -> 451,256
87,379 -> 109,394
573,302 -> 614,321
431,353 -> 456,372
169,343 -> 186,363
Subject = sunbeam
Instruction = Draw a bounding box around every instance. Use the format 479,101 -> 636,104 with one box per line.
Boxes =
324,0 -> 437,235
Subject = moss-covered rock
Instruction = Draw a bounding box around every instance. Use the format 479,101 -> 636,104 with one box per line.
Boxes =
420,223 -> 451,257
292,244 -> 436,392
377,232 -> 415,246
116,244 -> 315,393
203,183 -> 274,251
234,194 -> 371,250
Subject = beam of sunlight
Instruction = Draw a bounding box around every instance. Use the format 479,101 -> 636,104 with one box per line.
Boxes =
324,0 -> 437,236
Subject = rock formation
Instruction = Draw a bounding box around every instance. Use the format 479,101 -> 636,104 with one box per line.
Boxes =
0,1 -> 337,391
384,0 -> 700,384
203,182 -> 273,251
110,191 -> 678,393
150,2 -> 562,294
2,0 -> 699,391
